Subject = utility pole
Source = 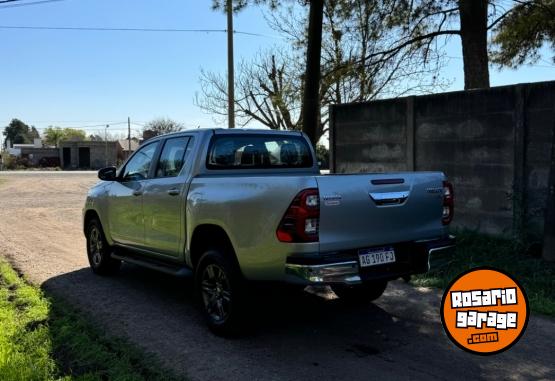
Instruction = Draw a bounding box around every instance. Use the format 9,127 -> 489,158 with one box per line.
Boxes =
302,0 -> 324,146
105,124 -> 109,166
227,0 -> 235,129
127,117 -> 131,159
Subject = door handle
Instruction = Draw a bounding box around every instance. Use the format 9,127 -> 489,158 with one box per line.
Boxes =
369,190 -> 409,205
167,188 -> 180,196
132,189 -> 143,196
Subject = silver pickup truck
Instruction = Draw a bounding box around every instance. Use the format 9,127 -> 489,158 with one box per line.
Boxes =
83,128 -> 455,335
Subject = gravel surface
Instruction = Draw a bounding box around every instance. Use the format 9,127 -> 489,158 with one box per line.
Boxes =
0,171 -> 553,381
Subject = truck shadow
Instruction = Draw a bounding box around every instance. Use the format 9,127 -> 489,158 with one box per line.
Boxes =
41,263 -> 546,381
43,263 -> 403,339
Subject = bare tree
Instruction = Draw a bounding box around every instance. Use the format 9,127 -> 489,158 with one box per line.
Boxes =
197,49 -> 303,130
197,0 -> 447,143
143,118 -> 184,137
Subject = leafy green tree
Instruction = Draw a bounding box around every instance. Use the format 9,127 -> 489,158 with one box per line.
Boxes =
43,127 -> 86,147
492,0 -> 555,68
43,127 -> 64,147
2,119 -> 36,147
362,0 -> 555,89
360,0 -> 488,90
62,128 -> 87,141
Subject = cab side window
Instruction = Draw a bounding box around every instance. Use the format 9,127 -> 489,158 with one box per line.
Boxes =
155,137 -> 194,178
121,141 -> 159,181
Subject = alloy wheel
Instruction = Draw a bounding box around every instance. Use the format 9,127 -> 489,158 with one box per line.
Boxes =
89,226 -> 103,266
201,264 -> 232,323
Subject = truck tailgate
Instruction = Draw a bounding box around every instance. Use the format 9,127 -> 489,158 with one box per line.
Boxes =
315,172 -> 446,252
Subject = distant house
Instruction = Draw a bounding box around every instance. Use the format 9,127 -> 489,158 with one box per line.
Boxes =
117,138 -> 140,159
60,140 -> 121,169
8,138 -> 43,156
3,136 -> 141,170
6,139 -> 59,167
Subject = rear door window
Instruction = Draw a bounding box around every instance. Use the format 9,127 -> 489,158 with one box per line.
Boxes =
207,134 -> 312,169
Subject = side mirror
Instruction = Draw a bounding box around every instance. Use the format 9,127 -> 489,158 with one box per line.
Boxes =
98,166 -> 117,181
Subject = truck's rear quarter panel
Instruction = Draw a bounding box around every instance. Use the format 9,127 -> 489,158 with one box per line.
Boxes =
187,174 -> 319,280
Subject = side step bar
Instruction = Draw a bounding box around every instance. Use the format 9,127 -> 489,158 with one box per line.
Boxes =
111,252 -> 193,278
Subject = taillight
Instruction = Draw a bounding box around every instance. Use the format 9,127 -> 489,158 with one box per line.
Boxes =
276,188 -> 320,242
442,180 -> 454,225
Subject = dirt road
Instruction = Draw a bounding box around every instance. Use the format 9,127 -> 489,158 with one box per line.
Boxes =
0,171 -> 553,381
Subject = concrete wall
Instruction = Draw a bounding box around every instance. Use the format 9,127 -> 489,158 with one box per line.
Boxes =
60,141 -> 120,170
329,81 -> 555,239
20,147 -> 59,166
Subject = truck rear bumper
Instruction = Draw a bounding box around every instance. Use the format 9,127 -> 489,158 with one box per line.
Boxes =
284,235 -> 455,285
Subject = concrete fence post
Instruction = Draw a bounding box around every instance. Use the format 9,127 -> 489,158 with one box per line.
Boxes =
406,96 -> 416,171
542,115 -> 555,261
513,85 -> 527,241
329,104 -> 336,173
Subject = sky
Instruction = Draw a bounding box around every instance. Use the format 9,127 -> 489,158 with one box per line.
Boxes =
1,0 -> 554,146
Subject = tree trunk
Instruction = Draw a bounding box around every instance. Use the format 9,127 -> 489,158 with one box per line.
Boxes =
302,0 -> 324,146
542,120 -> 555,262
459,0 -> 490,90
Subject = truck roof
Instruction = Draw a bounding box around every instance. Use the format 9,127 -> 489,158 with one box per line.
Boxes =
155,128 -> 303,139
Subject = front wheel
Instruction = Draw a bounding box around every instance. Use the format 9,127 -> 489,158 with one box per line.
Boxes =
86,219 -> 121,275
332,280 -> 388,303
195,249 -> 246,336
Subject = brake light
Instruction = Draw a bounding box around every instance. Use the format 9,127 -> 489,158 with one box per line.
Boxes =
442,181 -> 454,225
276,188 -> 320,242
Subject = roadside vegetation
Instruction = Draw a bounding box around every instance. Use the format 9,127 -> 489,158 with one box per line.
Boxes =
413,230 -> 555,317
0,258 -> 183,381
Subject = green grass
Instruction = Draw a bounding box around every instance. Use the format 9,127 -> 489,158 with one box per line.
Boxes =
412,230 -> 555,317
0,258 -> 184,381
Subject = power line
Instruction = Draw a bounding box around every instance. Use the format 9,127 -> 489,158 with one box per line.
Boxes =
1,121 -> 200,131
0,120 -> 198,128
28,122 -> 129,130
0,0 -> 65,9
0,25 -> 278,38
1,120 -> 128,123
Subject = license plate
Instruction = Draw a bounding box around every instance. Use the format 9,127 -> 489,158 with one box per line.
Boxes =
358,246 -> 396,267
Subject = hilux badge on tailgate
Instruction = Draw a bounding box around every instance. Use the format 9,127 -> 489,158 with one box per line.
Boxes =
323,194 -> 342,206
426,187 -> 443,194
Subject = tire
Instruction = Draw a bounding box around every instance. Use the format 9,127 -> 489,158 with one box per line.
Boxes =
195,249 -> 246,336
86,218 -> 121,275
332,280 -> 388,303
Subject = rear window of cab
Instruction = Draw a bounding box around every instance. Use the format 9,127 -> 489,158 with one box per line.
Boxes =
207,134 -> 313,169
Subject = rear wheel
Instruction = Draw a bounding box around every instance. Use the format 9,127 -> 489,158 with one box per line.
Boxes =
86,219 -> 121,275
195,249 -> 246,336
332,281 -> 388,303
